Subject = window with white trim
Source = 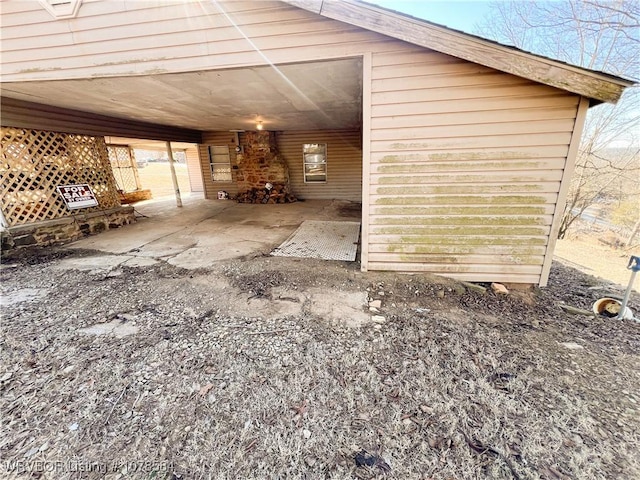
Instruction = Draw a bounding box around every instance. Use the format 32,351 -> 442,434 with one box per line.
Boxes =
208,146 -> 232,182
303,143 -> 327,183
38,0 -> 83,19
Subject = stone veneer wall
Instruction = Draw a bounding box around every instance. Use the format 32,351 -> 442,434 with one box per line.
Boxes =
1,206 -> 135,252
236,131 -> 289,193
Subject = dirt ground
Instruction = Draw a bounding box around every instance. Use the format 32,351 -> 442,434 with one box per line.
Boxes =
554,236 -> 638,289
1,242 -> 639,479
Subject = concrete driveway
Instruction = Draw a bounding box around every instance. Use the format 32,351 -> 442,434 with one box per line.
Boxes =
64,195 -> 361,270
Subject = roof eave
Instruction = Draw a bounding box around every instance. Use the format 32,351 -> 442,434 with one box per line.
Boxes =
283,0 -> 634,104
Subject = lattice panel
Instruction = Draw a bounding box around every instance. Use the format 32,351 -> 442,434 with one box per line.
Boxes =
1,127 -> 121,227
107,144 -> 139,193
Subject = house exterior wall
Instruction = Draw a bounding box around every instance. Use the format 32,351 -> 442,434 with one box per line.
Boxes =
365,48 -> 583,284
199,132 -> 239,200
277,130 -> 362,202
1,0 -> 587,285
199,130 -> 362,202
1,0 -> 405,82
185,146 -> 204,193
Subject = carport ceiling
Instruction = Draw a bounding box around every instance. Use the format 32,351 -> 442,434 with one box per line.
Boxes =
1,58 -> 363,132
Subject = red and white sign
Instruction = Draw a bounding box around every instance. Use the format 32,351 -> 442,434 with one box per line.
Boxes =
56,184 -> 99,209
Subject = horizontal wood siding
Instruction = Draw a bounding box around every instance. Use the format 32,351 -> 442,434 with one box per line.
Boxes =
2,0 -> 409,82
277,130 -> 362,201
1,1 -> 586,284
0,97 -> 202,143
200,132 -> 239,200
368,49 -> 580,284
185,146 -> 204,193
198,130 -> 362,201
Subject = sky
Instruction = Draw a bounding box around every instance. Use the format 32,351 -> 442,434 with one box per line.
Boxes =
368,1 -> 494,35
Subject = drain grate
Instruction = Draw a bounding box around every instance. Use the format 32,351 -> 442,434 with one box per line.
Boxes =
271,220 -> 360,261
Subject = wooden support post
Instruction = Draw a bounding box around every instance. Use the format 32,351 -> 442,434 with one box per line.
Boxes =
166,141 -> 183,207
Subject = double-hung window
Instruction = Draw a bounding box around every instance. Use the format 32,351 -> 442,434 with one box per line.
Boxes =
303,143 -> 327,183
208,145 -> 232,182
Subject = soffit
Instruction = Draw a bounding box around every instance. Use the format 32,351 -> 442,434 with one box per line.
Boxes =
1,57 -> 363,132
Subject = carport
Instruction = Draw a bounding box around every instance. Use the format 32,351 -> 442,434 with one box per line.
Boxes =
1,0 -> 633,285
1,57 -> 365,203
0,57 -> 365,251
64,195 -> 362,270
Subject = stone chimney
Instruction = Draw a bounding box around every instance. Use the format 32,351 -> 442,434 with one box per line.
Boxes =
235,131 -> 296,203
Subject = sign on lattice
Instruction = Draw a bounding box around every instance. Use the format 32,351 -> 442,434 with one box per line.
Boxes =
57,184 -> 99,209
0,127 -> 121,227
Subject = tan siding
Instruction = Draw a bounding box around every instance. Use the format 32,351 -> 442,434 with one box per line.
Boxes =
368,48 -> 579,284
199,129 -> 361,201
277,130 -> 362,202
540,96 -> 591,286
0,97 -> 201,143
370,119 -> 575,141
370,107 -> 579,129
0,1 -> 585,285
200,132 -> 239,200
185,146 -> 204,193
371,95 -> 579,117
1,1 -> 412,81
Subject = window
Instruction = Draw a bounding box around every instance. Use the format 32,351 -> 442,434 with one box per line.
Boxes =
208,145 -> 232,182
38,0 -> 83,19
303,143 -> 327,183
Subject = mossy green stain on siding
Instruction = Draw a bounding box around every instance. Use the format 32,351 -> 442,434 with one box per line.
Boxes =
384,244 -> 546,256
370,221 -> 549,236
369,215 -> 547,227
18,67 -> 63,73
374,195 -> 550,205
373,206 -> 548,216
389,141 -> 456,150
375,161 -> 545,173
397,254 -> 460,264
389,253 -> 542,265
377,151 -> 541,163
375,184 -> 553,195
377,174 -> 559,185
395,236 -> 548,246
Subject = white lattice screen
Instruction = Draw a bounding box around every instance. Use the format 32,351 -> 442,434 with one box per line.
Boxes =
1,127 -> 121,227
107,144 -> 141,193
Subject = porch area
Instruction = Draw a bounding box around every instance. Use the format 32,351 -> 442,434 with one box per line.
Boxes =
64,195 -> 362,270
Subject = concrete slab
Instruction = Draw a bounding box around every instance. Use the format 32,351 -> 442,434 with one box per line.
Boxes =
121,257 -> 159,268
64,196 -> 361,270
54,254 -> 133,272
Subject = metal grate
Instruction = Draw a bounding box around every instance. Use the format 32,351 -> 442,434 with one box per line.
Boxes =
107,144 -> 141,193
271,220 -> 360,261
0,127 -> 121,227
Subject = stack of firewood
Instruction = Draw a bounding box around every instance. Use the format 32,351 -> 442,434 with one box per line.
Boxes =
236,183 -> 297,204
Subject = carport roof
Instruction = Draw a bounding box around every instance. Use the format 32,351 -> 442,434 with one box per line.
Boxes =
1,57 -> 364,138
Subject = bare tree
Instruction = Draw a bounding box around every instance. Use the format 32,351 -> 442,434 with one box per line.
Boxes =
478,0 -> 640,240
